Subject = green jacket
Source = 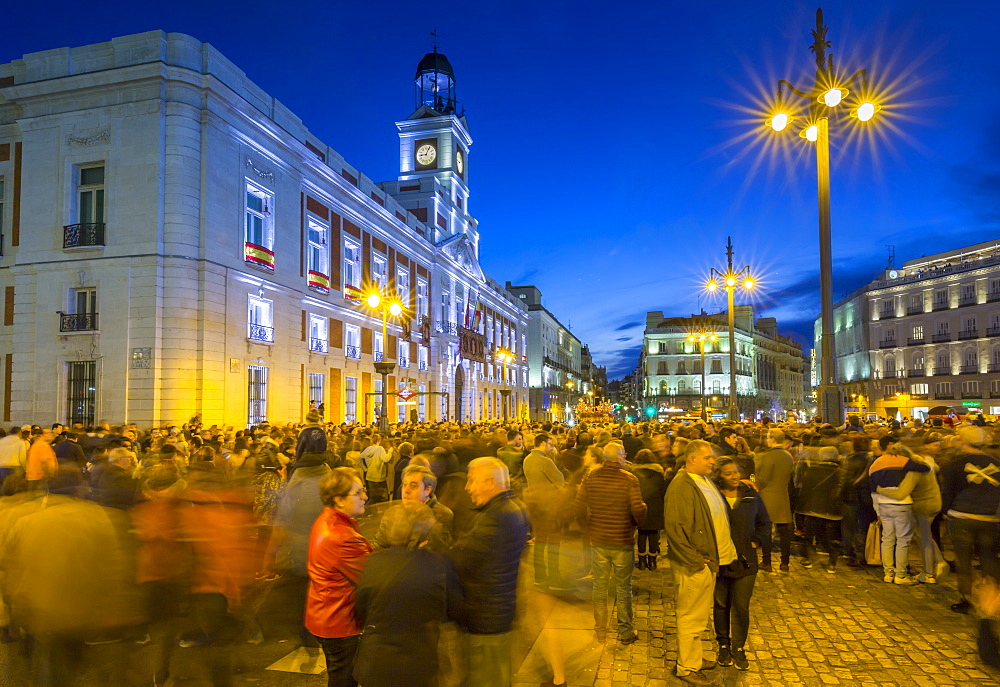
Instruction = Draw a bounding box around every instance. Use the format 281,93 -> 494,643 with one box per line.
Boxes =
663,470 -> 721,574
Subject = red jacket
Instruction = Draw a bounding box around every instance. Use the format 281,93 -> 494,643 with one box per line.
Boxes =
304,507 -> 372,638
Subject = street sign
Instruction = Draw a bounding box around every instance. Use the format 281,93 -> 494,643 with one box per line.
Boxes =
961,401 -> 981,407
397,387 -> 416,400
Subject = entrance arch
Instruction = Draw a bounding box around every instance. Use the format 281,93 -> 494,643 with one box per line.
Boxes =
454,363 -> 465,422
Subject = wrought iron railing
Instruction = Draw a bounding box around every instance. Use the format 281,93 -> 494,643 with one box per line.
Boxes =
932,333 -> 951,343
419,361 -> 428,370
346,345 -> 361,359
63,223 -> 106,249
309,338 -> 328,353
60,313 -> 98,331
907,337 -> 925,346
959,330 -> 979,340
248,323 -> 274,343
960,365 -> 980,375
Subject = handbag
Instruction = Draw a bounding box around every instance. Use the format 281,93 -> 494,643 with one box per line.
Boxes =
864,521 -> 882,566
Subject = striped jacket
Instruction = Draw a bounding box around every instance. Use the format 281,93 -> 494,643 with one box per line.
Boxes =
574,462 -> 647,547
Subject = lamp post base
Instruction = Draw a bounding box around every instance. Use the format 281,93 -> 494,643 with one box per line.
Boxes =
818,384 -> 844,426
499,389 -> 511,424
374,361 -> 396,432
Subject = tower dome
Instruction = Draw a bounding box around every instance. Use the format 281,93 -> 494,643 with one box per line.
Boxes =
414,50 -> 458,114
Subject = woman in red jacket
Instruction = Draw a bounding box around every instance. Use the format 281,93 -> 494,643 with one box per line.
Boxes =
305,467 -> 372,687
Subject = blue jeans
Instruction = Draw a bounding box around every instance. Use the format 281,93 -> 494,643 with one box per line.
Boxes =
591,545 -> 634,639
876,503 -> 915,578
461,631 -> 511,687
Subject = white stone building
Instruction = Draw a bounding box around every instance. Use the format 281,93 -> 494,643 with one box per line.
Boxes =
0,32 -> 528,427
820,239 -> 1000,419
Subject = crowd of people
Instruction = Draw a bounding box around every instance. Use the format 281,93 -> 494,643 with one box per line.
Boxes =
0,409 -> 997,686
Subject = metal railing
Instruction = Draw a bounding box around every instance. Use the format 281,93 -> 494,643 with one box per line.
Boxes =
988,291 -> 1000,303
933,302 -> 950,311
437,321 -> 458,335
375,352 -> 384,362
346,345 -> 361,359
933,367 -> 952,376
907,369 -> 926,378
63,222 -> 106,249
906,306 -> 924,315
960,365 -> 980,375
248,323 -> 274,343
309,338 -> 328,353
398,357 -> 409,367
932,333 -> 952,343
988,326 -> 1000,337
882,369 -> 898,379
959,296 -> 977,307
879,311 -> 897,320
959,329 -> 979,340
879,339 -> 897,349
60,313 -> 99,332
907,337 -> 925,346
935,393 -> 955,400
990,363 -> 1000,373
962,392 -> 982,399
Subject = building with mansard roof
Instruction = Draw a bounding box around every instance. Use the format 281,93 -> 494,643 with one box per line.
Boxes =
0,32 -> 530,427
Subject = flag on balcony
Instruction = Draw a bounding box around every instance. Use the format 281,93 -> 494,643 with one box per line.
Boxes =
308,271 -> 330,293
245,242 -> 275,270
344,284 -> 363,302
473,298 -> 483,329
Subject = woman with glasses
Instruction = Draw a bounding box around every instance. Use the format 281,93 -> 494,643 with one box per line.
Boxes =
305,468 -> 373,687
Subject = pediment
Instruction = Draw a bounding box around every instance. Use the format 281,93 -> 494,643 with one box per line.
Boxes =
436,234 -> 484,281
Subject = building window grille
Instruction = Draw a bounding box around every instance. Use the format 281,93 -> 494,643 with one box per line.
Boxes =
344,377 -> 357,422
248,295 -> 274,343
345,324 -> 361,358
244,182 -> 274,270
308,373 -> 324,410
248,365 -> 269,426
66,360 -> 97,426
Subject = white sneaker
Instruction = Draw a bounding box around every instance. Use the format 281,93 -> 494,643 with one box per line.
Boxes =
894,576 -> 915,585
883,573 -> 894,583
924,575 -> 937,584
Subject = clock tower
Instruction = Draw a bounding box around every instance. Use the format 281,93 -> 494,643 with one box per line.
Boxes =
387,49 -> 477,251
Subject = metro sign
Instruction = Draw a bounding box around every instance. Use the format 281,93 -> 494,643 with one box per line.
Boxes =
397,387 -> 416,400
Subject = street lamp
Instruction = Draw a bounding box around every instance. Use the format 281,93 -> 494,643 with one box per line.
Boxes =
496,347 -> 515,423
705,237 -> 755,421
765,8 -> 883,425
363,289 -> 404,432
687,330 -> 719,422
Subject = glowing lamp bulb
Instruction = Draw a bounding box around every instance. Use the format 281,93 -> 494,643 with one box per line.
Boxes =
388,303 -> 403,317
709,335 -> 718,342
687,335 -> 696,342
706,280 -> 718,292
855,102 -> 878,122
725,276 -> 737,287
744,278 -> 755,290
802,125 -> 819,142
769,112 -> 790,132
366,293 -> 381,308
822,88 -> 844,107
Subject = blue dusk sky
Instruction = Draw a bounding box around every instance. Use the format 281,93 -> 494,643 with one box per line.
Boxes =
6,1 -> 999,378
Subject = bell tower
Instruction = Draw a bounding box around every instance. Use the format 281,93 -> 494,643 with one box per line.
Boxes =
388,45 -> 477,250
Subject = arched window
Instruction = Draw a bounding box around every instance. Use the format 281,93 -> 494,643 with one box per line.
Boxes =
884,355 -> 896,374
678,379 -> 687,392
912,352 -> 924,370
712,380 -> 722,394
693,379 -> 702,393
659,381 -> 668,394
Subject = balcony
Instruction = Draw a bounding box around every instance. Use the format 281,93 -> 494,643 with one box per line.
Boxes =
959,296 -> 977,307
60,312 -> 98,332
398,357 -> 409,368
932,333 -> 952,343
935,393 -> 955,400
988,291 -> 1000,303
419,361 -> 428,370
906,305 -> 924,315
437,321 -> 458,335
63,222 -> 106,249
910,393 -> 929,400
960,365 -> 980,375
375,352 -> 385,362
933,303 -> 950,311
907,369 -> 926,378
308,338 -> 328,354
346,345 -> 361,359
962,392 -> 982,399
879,339 -> 898,349
879,311 -> 897,320
933,367 -> 952,376
882,369 -> 898,379
990,363 -> 1000,373
907,337 -> 925,346
988,326 -> 1000,337
958,329 -> 979,340
248,323 -> 274,343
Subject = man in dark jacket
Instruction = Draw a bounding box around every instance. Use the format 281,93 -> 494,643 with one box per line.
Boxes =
575,441 -> 646,644
95,448 -> 139,510
450,457 -> 529,687
941,425 -> 1000,613
295,410 -> 327,460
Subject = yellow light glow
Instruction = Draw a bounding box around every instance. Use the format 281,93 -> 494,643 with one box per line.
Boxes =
822,88 -> 845,107
709,334 -> 718,342
706,280 -> 718,292
768,112 -> 790,132
802,125 -> 818,142
725,276 -> 737,287
744,278 -> 755,290
855,101 -> 879,122
388,302 -> 403,317
687,335 -> 696,342
366,293 -> 381,308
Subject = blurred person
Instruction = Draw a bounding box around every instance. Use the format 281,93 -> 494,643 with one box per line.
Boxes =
795,435 -> 844,573
574,441 -> 646,644
450,457 -> 529,687
305,468 -> 372,687
523,433 -> 567,590
94,447 -> 139,510
353,501 -> 463,687
869,443 -> 929,584
375,465 -> 453,552
712,458 -> 770,672
839,436 -> 875,568
53,432 -> 86,471
754,429 -> 794,572
25,427 -> 57,489
0,427 -> 26,484
633,448 -> 666,571
391,441 -> 415,500
360,435 -> 391,504
296,409 -> 327,461
496,430 -> 526,495
664,440 -> 734,686
941,426 -> 1000,614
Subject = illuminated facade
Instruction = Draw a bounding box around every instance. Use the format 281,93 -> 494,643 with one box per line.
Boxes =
641,307 -> 807,420
0,32 -> 528,427
820,239 -> 1000,419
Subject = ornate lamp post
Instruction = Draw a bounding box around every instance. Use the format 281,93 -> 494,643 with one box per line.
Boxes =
687,330 -> 719,422
706,237 -> 755,421
765,8 -> 883,424
364,290 -> 404,432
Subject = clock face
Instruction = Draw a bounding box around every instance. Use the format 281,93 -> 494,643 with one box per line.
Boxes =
455,150 -> 465,175
888,270 -> 898,279
416,144 -> 437,166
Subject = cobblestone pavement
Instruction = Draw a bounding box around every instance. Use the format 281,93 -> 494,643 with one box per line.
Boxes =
597,557 -> 999,687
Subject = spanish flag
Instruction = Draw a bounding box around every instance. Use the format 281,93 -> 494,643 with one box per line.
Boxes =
473,298 -> 483,329
308,270 -> 330,292
244,242 -> 275,270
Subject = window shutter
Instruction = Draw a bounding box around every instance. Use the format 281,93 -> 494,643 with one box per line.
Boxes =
301,310 -> 307,341
361,328 -> 372,355
3,287 -> 13,326
329,318 -> 343,348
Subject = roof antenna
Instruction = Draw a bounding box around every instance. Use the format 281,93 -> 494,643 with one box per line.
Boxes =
430,29 -> 439,52
886,244 -> 895,269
